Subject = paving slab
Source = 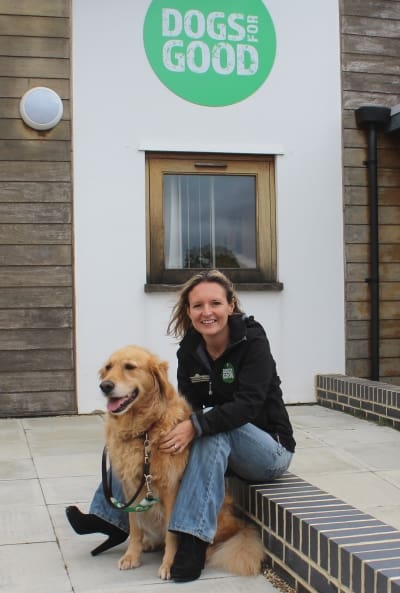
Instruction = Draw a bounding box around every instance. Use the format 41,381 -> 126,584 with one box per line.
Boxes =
22,415 -> 103,430
366,505 -> 400,530
0,542 -> 72,593
378,469 -> 400,488
289,445 -> 363,475
0,506 -> 54,545
0,457 -> 36,480
303,424 -> 400,446
294,469 -> 400,510
40,474 -> 102,505
0,478 -> 45,506
340,441 -> 400,470
33,452 -> 100,478
1,405 -> 400,593
0,423 -> 31,459
73,575 -> 276,593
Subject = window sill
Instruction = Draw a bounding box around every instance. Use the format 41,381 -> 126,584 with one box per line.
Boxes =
144,282 -> 284,293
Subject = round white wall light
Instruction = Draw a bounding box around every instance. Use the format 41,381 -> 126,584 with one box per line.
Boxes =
20,87 -> 64,130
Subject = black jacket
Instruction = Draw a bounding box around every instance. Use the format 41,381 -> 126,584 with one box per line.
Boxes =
177,314 -> 296,453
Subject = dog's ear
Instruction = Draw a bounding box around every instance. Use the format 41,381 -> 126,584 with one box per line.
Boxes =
149,358 -> 173,399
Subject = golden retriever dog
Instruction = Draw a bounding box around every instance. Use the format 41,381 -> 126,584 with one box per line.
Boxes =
99,345 -> 265,580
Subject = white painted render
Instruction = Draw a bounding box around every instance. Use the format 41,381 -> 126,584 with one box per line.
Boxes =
71,0 -> 345,413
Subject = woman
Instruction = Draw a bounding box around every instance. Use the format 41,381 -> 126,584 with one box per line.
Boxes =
66,270 -> 295,582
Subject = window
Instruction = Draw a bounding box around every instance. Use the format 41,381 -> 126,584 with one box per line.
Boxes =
145,152 -> 280,289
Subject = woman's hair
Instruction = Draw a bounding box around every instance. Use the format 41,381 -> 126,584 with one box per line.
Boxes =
167,269 -> 243,339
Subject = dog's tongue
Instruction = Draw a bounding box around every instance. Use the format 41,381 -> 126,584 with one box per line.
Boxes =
107,397 -> 127,412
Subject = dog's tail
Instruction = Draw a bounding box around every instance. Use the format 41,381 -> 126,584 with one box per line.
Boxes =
207,523 -> 265,576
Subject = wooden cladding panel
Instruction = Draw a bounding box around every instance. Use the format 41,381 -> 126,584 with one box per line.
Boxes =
346,282 -> 400,302
343,90 -> 400,110
0,245 -> 72,266
0,162 -> 71,181
1,77 -> 70,98
341,0 -> 400,383
0,35 -> 69,58
0,56 -> 69,79
0,328 -> 73,352
0,267 -> 72,287
0,2 -> 75,415
0,203 -> 71,223
345,128 -> 400,151
342,16 -> 400,39
0,15 -> 69,37
347,339 -> 400,359
343,35 -> 400,58
0,119 -> 70,140
345,224 -> 400,244
0,308 -> 73,328
342,54 -> 400,76
347,301 -> 400,321
0,0 -> 69,18
0,225 -> 71,244
343,72 -> 400,96
0,391 -> 76,417
1,370 -> 74,392
344,147 -> 400,169
0,349 -> 73,372
346,243 -> 400,263
0,140 -> 71,160
345,186 -> 400,206
342,1 -> 400,19
0,287 -> 73,309
345,205 -> 400,225
348,319 -> 400,340
346,263 -> 400,283
0,182 -> 71,202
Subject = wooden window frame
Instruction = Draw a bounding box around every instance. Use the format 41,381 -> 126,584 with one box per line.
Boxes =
145,152 -> 282,291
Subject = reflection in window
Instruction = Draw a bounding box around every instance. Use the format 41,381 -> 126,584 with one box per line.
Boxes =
164,174 -> 256,270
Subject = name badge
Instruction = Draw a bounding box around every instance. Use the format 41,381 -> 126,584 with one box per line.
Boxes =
189,373 -> 210,384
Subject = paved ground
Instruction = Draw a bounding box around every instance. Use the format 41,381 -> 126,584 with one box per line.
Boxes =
1,404 -> 400,593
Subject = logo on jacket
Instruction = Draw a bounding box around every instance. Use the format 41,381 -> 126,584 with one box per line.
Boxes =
222,362 -> 235,383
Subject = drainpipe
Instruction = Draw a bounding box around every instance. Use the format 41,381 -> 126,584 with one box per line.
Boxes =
355,106 -> 390,381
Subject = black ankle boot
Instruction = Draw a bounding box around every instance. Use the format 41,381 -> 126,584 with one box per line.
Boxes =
170,533 -> 208,582
65,506 -> 128,556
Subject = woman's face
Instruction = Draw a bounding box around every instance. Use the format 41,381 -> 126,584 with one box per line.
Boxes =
187,281 -> 234,340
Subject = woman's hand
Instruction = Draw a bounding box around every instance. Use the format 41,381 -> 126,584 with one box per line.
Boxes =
159,419 -> 196,454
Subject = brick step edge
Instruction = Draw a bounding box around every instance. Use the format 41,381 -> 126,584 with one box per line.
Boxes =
227,473 -> 400,593
316,374 -> 400,430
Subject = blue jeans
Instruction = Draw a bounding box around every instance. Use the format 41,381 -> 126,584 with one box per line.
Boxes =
90,424 -> 293,542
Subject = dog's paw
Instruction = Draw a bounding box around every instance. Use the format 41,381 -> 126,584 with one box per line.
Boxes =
118,553 -> 142,570
158,563 -> 172,580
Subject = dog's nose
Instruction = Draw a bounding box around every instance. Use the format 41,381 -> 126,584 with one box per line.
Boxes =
100,380 -> 115,395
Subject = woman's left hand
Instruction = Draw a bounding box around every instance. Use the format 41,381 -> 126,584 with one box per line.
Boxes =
159,419 -> 196,454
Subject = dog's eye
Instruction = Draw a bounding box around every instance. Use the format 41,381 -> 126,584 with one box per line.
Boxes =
105,363 -> 112,371
125,363 -> 136,371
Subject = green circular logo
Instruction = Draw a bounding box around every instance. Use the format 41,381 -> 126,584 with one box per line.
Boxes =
143,0 -> 277,107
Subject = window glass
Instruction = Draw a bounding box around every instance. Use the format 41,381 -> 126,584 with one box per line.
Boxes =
164,174 -> 256,270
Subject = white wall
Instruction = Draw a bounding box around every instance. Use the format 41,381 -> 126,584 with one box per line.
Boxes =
72,0 -> 345,413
